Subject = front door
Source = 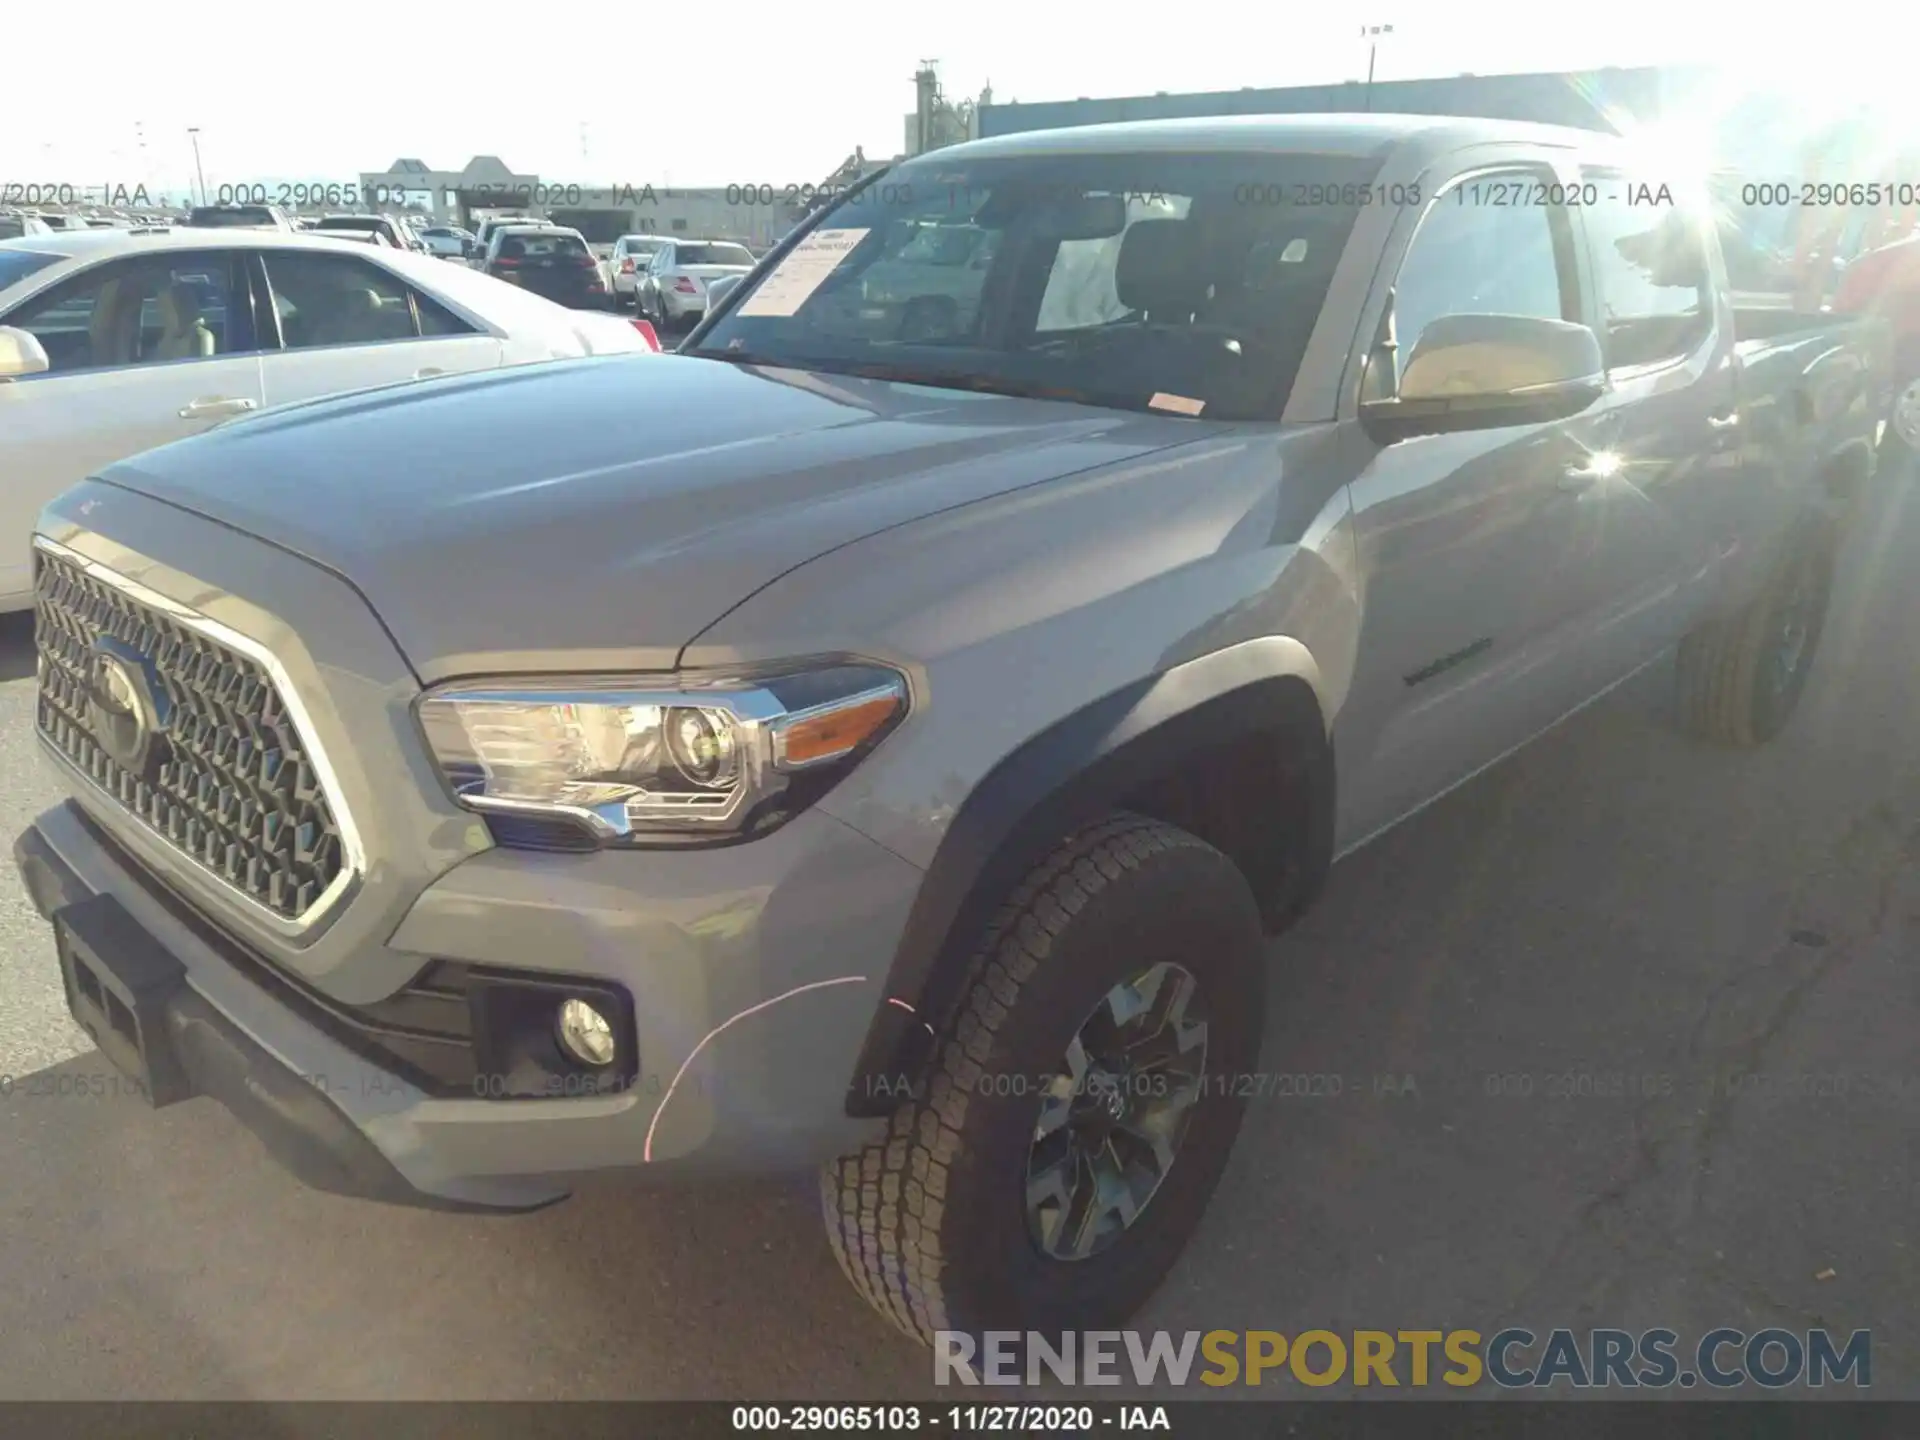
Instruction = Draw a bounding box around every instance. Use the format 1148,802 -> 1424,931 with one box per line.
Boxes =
1333,157 -> 1614,849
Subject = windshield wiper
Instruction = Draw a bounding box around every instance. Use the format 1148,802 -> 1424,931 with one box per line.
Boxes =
684,349 -> 1153,414
683,345 -> 813,369
829,361 -> 1143,410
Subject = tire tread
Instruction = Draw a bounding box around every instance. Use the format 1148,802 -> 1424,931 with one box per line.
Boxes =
821,814 -> 1212,1344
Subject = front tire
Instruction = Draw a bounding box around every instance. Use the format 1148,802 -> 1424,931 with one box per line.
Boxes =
1674,527 -> 1836,747
823,814 -> 1267,1344
1884,373 -> 1920,465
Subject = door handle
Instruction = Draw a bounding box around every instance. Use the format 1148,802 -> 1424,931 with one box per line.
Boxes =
1706,412 -> 1740,430
178,397 -> 257,420
413,367 -> 447,380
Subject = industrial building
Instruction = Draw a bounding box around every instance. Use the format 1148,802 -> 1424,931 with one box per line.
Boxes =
975,66 -> 1701,139
973,66 -> 1884,177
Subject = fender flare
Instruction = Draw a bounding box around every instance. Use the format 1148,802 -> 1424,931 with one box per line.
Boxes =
843,638 -> 1333,1116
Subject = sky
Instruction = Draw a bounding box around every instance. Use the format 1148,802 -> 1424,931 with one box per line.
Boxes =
6,1 -> 1920,196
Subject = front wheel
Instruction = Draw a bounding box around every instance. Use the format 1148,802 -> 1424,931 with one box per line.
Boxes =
823,814 -> 1267,1344
1674,527 -> 1836,747
1884,374 -> 1920,464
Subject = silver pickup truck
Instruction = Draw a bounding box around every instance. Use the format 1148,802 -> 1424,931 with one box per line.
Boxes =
12,115 -> 1888,1344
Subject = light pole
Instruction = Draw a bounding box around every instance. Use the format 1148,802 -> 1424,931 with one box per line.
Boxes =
186,127 -> 207,205
1361,24 -> 1394,112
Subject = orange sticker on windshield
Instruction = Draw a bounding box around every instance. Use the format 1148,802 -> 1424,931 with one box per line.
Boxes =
1149,393 -> 1206,416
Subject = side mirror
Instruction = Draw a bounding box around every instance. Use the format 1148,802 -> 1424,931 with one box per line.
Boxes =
0,326 -> 51,380
706,273 -> 745,309
1361,314 -> 1605,441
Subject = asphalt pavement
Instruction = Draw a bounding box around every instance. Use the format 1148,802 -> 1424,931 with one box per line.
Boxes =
1,458 -> 1918,1400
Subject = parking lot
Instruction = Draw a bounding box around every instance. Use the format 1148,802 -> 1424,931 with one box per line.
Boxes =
1,455 -> 1917,1400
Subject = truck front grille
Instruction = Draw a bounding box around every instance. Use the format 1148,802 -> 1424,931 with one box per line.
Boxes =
33,547 -> 353,928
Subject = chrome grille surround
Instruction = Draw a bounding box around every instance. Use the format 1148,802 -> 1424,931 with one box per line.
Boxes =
31,535 -> 364,937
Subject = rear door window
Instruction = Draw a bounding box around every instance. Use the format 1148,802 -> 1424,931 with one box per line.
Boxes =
258,251 -> 424,349
1580,172 -> 1713,371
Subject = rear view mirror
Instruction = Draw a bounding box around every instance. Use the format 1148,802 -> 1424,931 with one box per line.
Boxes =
1037,193 -> 1128,241
1361,314 -> 1605,440
0,325 -> 50,380
978,189 -> 1127,241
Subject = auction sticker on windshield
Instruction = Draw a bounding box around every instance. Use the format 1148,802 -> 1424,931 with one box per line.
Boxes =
736,228 -> 869,317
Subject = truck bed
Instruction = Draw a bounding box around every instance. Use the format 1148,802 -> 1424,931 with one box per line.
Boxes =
1730,304 -> 1889,517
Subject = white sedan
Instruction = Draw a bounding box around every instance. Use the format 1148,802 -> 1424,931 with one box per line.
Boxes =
0,228 -> 660,611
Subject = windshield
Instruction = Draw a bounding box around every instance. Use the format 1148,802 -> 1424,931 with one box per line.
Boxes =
693,150 -> 1383,420
676,243 -> 754,267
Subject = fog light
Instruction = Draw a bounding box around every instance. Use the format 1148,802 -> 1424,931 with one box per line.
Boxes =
556,998 -> 616,1067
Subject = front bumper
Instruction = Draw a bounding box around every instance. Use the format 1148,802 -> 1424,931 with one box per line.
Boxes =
16,825 -> 510,1212
15,796 -> 912,1212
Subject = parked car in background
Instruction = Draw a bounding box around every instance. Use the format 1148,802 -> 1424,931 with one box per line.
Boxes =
471,216 -> 540,266
609,234 -> 670,306
311,215 -> 418,252
0,227 -> 658,611
481,225 -> 611,310
1831,229 -> 1920,459
5,116 -> 1885,1346
702,271 -> 747,314
418,225 -> 477,260
184,204 -> 298,233
636,239 -> 755,330
0,213 -> 53,240
313,227 -> 400,248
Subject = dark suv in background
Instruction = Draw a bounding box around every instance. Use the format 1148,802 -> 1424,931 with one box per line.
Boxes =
481,225 -> 610,309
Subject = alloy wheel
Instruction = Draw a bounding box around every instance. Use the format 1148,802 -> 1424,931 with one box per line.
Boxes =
1025,961 -> 1210,1262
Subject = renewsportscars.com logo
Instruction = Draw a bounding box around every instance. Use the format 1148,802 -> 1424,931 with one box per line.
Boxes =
934,1328 -> 1872,1390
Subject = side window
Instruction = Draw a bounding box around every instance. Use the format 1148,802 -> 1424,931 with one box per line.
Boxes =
416,293 -> 478,337
5,253 -> 250,374
1390,172 -> 1572,387
260,252 -> 421,349
1580,173 -> 1712,371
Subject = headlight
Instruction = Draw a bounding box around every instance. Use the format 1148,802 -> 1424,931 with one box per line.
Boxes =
417,663 -> 908,848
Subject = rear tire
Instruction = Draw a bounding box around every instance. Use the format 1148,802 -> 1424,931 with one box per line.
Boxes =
822,814 -> 1267,1344
1674,527 -> 1836,747
1883,374 -> 1920,466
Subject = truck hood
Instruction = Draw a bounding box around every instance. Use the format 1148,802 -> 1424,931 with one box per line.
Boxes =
96,354 -> 1209,680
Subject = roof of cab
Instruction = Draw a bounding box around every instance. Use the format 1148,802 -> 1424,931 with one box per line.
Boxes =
918,112 -> 1626,164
